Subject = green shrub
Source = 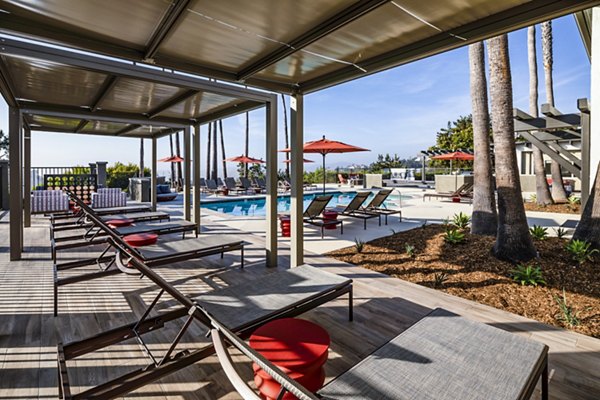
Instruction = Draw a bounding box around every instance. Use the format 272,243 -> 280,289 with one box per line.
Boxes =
106,162 -> 150,190
432,272 -> 449,288
405,244 -> 415,257
354,238 -> 365,253
554,227 -> 568,239
567,195 -> 581,210
565,239 -> 599,266
554,289 -> 581,327
510,264 -> 546,286
451,212 -> 471,229
529,225 -> 548,241
444,227 -> 465,245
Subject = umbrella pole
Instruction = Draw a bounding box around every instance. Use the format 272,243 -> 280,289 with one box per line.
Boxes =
322,153 -> 326,194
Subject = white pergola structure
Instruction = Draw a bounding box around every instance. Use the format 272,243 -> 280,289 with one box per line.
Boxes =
1,0 -> 598,265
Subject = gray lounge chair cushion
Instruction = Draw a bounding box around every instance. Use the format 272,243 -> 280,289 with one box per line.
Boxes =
318,308 -> 547,400
195,264 -> 350,329
136,234 -> 244,260
115,220 -> 195,235
92,204 -> 151,215
101,211 -> 169,221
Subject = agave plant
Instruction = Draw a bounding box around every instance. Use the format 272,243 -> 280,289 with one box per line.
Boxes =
529,225 -> 548,241
565,239 -> 599,266
510,264 -> 546,286
451,212 -> 471,230
444,227 -> 465,245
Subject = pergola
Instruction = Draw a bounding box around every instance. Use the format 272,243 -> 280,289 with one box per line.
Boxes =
1,0 -> 598,264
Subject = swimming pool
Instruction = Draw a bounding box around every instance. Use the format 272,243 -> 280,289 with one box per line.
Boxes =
201,191 -> 403,216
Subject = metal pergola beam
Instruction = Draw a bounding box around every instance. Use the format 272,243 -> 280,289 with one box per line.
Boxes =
20,103 -> 189,128
519,130 -> 581,177
195,101 -> 264,125
299,0 -> 599,93
236,0 -> 390,81
144,0 -> 192,60
0,37 -> 274,103
29,125 -> 154,139
116,124 -> 142,136
74,119 -> 88,133
91,76 -> 119,112
0,56 -> 18,107
148,89 -> 198,118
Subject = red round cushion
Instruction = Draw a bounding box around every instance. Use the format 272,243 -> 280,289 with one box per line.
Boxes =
249,318 -> 330,372
123,233 -> 158,247
254,367 -> 325,399
107,218 -> 134,228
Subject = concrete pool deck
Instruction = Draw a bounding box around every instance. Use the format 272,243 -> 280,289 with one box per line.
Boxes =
159,185 -> 580,255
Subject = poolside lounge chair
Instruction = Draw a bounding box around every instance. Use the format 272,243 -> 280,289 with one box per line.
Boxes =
206,179 -> 221,193
239,177 -> 255,192
361,189 -> 402,224
423,182 -> 473,201
225,177 -> 248,194
209,307 -> 549,400
56,254 -> 353,398
303,195 -> 343,238
329,191 -> 380,229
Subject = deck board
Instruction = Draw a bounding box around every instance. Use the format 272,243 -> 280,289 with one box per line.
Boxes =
0,211 -> 598,399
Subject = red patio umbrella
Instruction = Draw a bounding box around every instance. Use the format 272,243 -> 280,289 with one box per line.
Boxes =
283,158 -> 314,163
430,151 -> 474,190
281,135 -> 370,193
158,155 -> 184,163
224,155 -> 265,164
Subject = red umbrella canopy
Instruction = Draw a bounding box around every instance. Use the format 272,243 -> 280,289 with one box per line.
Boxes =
159,155 -> 184,162
224,155 -> 265,164
430,151 -> 474,161
280,135 -> 370,155
283,158 -> 314,163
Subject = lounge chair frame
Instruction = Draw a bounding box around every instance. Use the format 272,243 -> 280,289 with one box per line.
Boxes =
303,195 -> 343,238
362,189 -> 402,225
56,250 -> 352,399
332,191 -> 381,229
423,182 -> 473,201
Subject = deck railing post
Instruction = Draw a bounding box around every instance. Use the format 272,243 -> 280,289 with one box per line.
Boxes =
96,162 -> 107,187
265,95 -> 278,267
290,93 -> 304,267
23,127 -> 31,227
9,106 -> 23,260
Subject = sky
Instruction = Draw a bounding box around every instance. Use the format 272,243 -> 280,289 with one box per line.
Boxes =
0,15 -> 590,178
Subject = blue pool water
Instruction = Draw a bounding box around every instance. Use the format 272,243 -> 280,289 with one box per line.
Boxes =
201,191 -> 403,216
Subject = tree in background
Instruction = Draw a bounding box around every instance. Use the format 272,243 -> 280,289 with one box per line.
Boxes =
106,162 -> 150,190
528,25 -> 553,205
0,130 -> 8,158
219,120 -> 227,179
469,41 -> 497,236
369,153 -> 403,172
169,133 -> 176,187
488,34 -> 537,262
281,94 -> 290,178
211,121 -> 218,180
175,131 -> 183,189
428,115 -> 476,170
237,163 -> 265,181
542,21 -> 568,203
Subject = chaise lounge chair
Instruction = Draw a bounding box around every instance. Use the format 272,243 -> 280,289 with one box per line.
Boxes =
209,307 -> 549,400
329,191 -> 380,229
361,189 -> 402,224
303,195 -> 343,238
225,177 -> 248,194
423,182 -> 473,201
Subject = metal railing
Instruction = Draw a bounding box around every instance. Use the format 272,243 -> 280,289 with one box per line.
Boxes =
30,166 -> 91,190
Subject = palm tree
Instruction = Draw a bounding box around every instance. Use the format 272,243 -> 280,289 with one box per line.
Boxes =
488,34 -> 537,262
206,123 -> 212,180
281,94 -> 290,177
542,21 -> 568,203
139,138 -> 144,177
244,112 -> 250,178
175,131 -> 183,190
169,133 -> 176,187
219,120 -> 227,179
468,41 -> 497,235
528,25 -> 553,205
211,121 -> 218,180
573,161 -> 600,249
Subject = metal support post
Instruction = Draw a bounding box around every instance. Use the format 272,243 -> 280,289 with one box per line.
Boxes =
290,93 -> 304,267
151,137 -> 157,211
193,124 -> 201,229
9,107 -> 23,260
265,96 -> 278,267
23,128 -> 31,227
183,126 -> 191,221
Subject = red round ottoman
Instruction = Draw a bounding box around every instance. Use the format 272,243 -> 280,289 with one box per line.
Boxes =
123,233 -> 158,247
321,210 -> 338,230
279,215 -> 291,237
106,218 -> 134,228
249,318 -> 330,400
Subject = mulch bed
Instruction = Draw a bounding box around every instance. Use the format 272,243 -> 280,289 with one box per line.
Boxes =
328,224 -> 599,338
524,202 -> 580,214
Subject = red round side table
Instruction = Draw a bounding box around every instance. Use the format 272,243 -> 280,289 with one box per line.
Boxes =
106,218 -> 134,228
249,318 -> 330,400
123,233 -> 158,247
321,210 -> 338,229
279,215 -> 291,237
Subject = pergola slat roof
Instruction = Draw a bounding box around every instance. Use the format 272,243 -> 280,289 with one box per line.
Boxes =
0,0 -> 596,96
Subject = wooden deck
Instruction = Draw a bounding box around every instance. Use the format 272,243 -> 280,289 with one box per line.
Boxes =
0,209 -> 598,399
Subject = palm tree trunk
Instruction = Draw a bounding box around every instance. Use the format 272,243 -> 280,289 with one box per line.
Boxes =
211,121 -> 218,180
139,138 -> 144,177
175,131 -> 183,190
281,94 -> 290,177
206,123 -> 212,180
468,41 -> 497,235
219,120 -> 227,179
169,133 -> 175,187
244,112 -> 249,178
573,161 -> 600,249
528,25 -> 553,205
488,34 -> 537,263
541,21 -> 568,203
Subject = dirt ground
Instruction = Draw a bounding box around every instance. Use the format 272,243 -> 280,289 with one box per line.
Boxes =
524,201 -> 580,214
329,224 -> 599,337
